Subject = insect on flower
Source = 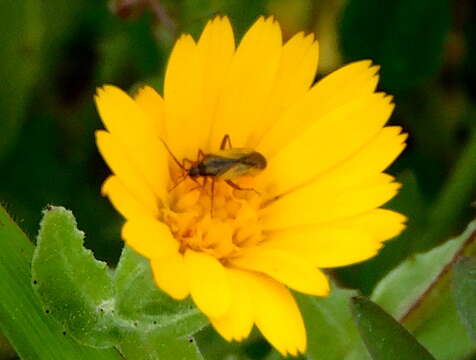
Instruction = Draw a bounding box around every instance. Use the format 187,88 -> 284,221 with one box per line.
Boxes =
161,134 -> 267,210
95,15 -> 409,356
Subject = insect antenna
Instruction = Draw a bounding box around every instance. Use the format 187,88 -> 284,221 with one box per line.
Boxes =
159,138 -> 186,172
160,137 -> 203,191
160,138 -> 190,191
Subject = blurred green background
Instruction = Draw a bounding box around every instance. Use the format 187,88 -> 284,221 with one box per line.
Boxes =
1,0 -> 475,307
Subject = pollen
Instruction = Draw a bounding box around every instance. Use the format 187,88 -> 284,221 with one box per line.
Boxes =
163,175 -> 265,260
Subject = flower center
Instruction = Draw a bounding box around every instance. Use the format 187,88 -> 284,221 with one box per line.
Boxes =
162,174 -> 265,260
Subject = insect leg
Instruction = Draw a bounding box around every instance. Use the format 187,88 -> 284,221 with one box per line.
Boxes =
187,149 -> 207,188
190,175 -> 208,193
225,180 -> 260,195
182,158 -> 195,169
197,149 -> 206,162
220,134 -> 233,150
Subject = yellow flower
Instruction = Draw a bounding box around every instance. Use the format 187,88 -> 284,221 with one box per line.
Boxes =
95,16 -> 407,356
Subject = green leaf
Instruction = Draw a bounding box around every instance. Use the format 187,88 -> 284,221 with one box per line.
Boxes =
296,286 -> 361,360
32,206 -> 122,348
371,220 -> 476,359
452,257 -> 476,342
372,220 -> 476,319
32,207 -> 208,358
0,204 -> 122,359
339,0 -> 450,92
351,296 -> 435,360
113,247 -> 207,358
114,246 -> 208,338
119,333 -> 204,360
0,332 -> 15,360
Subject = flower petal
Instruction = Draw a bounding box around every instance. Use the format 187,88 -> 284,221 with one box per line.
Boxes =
184,250 -> 231,318
311,60 -> 379,111
164,34 -> 204,160
334,209 -> 407,242
262,92 -> 394,195
262,173 -> 400,230
96,130 -> 158,212
238,270 -> 306,356
122,218 -> 179,259
134,85 -> 166,138
95,86 -> 168,200
266,227 -> 383,268
196,16 -> 235,152
327,178 -> 400,219
231,248 -> 329,296
247,32 -> 319,147
312,126 -> 407,190
210,16 -> 282,148
210,268 -> 254,341
150,254 -> 189,300
260,125 -> 406,230
101,176 -> 158,219
258,60 -> 380,156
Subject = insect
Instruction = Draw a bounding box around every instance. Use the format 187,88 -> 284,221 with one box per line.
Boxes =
161,135 -> 267,210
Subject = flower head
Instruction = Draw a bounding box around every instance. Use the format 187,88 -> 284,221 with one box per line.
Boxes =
95,16 -> 407,355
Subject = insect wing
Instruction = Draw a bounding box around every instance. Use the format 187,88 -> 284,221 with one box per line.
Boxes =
201,154 -> 238,177
209,149 -> 260,180
202,148 -> 266,179
211,148 -> 255,160
217,162 -> 258,180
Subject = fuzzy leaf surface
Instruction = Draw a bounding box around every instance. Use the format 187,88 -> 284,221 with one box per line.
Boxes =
0,204 -> 122,359
32,206 -> 121,348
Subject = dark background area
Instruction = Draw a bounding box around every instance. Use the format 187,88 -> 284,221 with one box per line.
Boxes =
1,0 -> 475,298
